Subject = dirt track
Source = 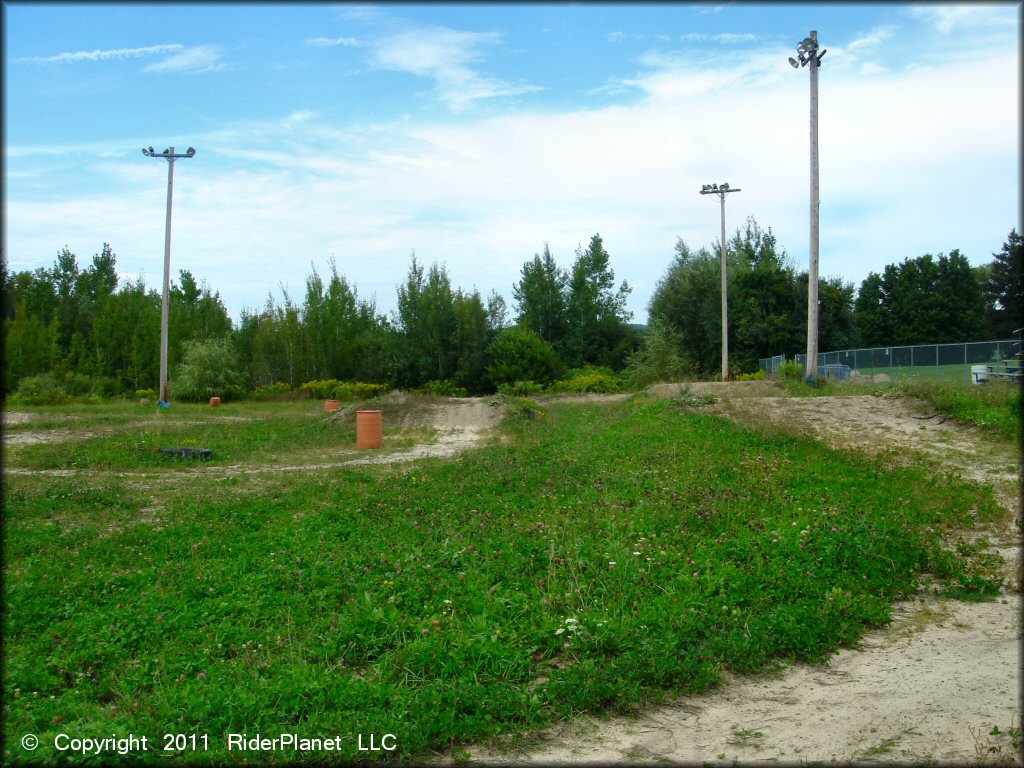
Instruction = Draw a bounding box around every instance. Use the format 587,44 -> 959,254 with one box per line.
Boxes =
4,386 -> 1021,763
454,382 -> 1022,765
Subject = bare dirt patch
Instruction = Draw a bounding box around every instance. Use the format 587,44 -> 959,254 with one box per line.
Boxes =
2,396 -> 504,478
452,381 -> 1022,766
1,412 -> 33,426
348,398 -> 501,465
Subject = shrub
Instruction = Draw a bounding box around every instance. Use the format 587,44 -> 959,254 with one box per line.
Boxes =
250,382 -> 294,401
550,366 -> 626,394
92,377 -> 122,398
334,382 -> 390,401
64,372 -> 94,397
169,338 -> 245,402
136,388 -> 157,401
737,369 -> 766,381
299,380 -> 390,401
624,320 -> 698,387
299,379 -> 343,400
489,393 -> 547,420
9,373 -> 70,405
486,328 -> 561,389
777,360 -> 805,381
420,380 -> 469,398
498,380 -> 545,397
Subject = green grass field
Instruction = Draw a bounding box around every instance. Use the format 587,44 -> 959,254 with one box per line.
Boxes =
2,394 -> 1009,764
836,358 -> 1022,385
855,362 -> 975,382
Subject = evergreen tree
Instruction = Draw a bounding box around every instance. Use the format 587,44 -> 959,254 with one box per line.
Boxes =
451,289 -> 494,394
854,272 -> 889,348
394,256 -> 458,386
513,244 -> 568,346
563,234 -> 633,368
985,228 -> 1023,338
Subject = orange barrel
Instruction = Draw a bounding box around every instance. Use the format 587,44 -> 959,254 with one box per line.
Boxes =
324,399 -> 341,412
356,409 -> 383,449
210,397 -> 221,407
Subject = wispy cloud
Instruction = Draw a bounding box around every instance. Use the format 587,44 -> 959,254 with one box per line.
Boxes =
603,46 -> 783,102
142,45 -> 228,74
19,43 -> 183,64
367,25 -> 541,111
680,32 -> 758,44
859,62 -> 888,76
908,5 -> 1002,35
306,36 -> 362,47
847,25 -> 894,52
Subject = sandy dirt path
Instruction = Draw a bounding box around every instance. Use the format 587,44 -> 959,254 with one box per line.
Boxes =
452,382 -> 1022,765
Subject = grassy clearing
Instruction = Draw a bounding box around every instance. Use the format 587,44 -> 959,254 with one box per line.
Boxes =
3,401 -> 357,471
2,396 -> 1006,764
852,362 -> 974,383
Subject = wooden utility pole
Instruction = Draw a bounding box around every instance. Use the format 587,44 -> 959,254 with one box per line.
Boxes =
790,31 -> 825,381
700,183 -> 741,381
143,146 -> 196,404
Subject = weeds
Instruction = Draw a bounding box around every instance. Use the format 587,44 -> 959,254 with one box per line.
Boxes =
2,396 -> 1007,764
971,721 -> 1022,765
892,378 -> 1021,442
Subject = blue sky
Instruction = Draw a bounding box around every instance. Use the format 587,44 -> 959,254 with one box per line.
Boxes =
4,2 -> 1020,326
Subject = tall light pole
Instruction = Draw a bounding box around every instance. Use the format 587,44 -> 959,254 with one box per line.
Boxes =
790,31 -> 825,381
142,145 -> 196,405
700,182 -> 741,381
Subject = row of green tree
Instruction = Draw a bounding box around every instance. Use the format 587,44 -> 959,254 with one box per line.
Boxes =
3,222 -> 1019,398
635,221 -> 1020,382
2,235 -> 637,398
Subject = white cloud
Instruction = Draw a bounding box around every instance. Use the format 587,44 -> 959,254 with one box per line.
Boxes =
859,62 -> 888,76
366,24 -> 542,111
5,31 -> 1019,325
846,26 -> 894,52
908,5 -> 1004,35
712,33 -> 758,44
679,32 -> 757,43
142,45 -> 227,74
306,36 -> 362,47
609,47 -> 786,103
20,44 -> 183,64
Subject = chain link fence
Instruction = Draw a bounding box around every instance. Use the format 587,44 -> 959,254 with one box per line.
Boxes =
760,338 -> 1022,381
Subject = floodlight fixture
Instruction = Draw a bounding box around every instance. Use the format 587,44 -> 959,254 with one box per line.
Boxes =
789,57 -> 799,68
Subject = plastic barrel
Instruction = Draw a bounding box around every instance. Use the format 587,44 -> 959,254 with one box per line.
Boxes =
324,399 -> 341,412
356,409 -> 383,449
210,397 -> 221,407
